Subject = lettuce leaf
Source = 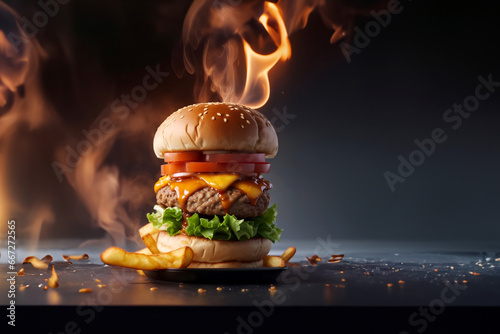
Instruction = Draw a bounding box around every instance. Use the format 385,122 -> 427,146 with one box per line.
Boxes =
146,204 -> 282,243
253,204 -> 281,242
146,205 -> 183,236
185,214 -> 232,241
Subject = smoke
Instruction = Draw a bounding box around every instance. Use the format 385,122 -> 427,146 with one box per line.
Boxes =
0,1 -> 158,248
0,2 -> 56,244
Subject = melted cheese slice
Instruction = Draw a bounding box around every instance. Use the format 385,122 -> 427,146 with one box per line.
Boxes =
195,174 -> 240,192
232,180 -> 265,201
154,175 -> 171,193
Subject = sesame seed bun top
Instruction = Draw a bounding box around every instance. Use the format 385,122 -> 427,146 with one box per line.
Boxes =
153,102 -> 279,158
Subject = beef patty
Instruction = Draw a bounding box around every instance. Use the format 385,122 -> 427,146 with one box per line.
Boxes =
156,186 -> 270,218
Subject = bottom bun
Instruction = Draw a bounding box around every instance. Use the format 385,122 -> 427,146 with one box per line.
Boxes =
157,232 -> 271,263
187,259 -> 263,268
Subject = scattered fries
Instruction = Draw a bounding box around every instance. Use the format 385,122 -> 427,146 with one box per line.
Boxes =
280,247 -> 296,263
23,255 -> 52,270
306,254 -> 321,265
79,288 -> 92,293
142,233 -> 160,254
17,268 -> 25,276
100,246 -> 193,270
263,255 -> 285,268
328,254 -> 345,263
139,222 -> 160,238
62,254 -> 89,264
48,266 -> 59,288
41,255 -> 53,263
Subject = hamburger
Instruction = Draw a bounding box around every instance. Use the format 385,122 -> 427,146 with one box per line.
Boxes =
147,102 -> 282,268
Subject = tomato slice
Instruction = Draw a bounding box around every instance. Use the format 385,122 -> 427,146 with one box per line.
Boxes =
185,162 -> 256,173
161,163 -> 186,175
254,163 -> 271,173
161,162 -> 271,175
203,153 -> 265,163
164,152 -> 203,163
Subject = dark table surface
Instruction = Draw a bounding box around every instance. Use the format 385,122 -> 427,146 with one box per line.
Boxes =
2,239 -> 500,306
2,239 -> 500,333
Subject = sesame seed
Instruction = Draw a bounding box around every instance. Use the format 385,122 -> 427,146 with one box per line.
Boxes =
198,113 -> 202,117
188,108 -> 193,111
241,125 -> 245,129
225,114 -> 230,117
180,115 -> 184,119
201,116 -> 204,119
241,115 -> 245,119
211,116 -> 215,120
246,120 -> 250,124
224,118 -> 227,122
203,111 -> 208,114
217,113 -> 222,116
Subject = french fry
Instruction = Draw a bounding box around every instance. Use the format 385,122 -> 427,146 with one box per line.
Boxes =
48,266 -> 59,288
280,247 -> 296,263
134,247 -> 150,276
141,233 -> 160,254
41,255 -> 53,263
139,222 -> 160,238
328,254 -> 344,263
100,246 -> 193,270
306,254 -> 322,265
135,247 -> 152,255
23,255 -> 52,270
263,255 -> 285,268
62,254 -> 89,264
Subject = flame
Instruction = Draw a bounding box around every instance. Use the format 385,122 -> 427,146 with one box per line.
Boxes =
182,0 -> 293,109
182,0 -> 387,108
205,1 -> 292,109
237,2 -> 291,108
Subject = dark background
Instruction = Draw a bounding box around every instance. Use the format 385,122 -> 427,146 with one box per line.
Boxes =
2,0 -> 500,246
